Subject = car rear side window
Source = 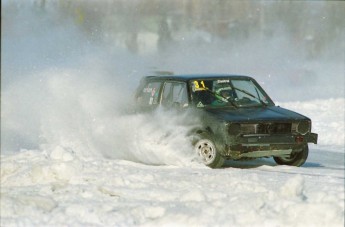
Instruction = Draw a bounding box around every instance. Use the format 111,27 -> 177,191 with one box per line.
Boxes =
137,81 -> 162,106
161,82 -> 189,108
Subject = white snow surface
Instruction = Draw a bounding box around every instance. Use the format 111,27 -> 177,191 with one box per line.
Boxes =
1,99 -> 344,227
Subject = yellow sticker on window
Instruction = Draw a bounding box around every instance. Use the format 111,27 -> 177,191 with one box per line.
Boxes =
193,80 -> 206,91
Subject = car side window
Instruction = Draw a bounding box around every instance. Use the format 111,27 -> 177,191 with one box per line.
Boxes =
161,82 -> 189,108
137,81 -> 161,106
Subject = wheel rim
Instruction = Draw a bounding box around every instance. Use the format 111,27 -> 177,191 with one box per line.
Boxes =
194,139 -> 216,165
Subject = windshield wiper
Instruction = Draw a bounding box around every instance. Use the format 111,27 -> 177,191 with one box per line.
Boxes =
232,87 -> 267,106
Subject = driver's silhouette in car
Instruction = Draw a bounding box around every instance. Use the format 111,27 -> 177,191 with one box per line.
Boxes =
212,88 -> 234,106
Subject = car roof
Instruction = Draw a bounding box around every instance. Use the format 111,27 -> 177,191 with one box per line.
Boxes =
144,74 -> 253,82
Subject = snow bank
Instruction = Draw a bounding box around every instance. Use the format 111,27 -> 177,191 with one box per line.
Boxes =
1,148 -> 344,226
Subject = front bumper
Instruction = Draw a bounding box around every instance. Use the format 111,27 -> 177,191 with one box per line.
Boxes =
236,132 -> 318,146
222,132 -> 317,159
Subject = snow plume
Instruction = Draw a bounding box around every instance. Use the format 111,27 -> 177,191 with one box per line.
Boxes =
2,65 -> 200,166
1,4 -> 200,166
98,109 -> 201,166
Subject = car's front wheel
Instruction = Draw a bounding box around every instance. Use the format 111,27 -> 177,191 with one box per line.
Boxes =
193,135 -> 225,168
273,144 -> 309,167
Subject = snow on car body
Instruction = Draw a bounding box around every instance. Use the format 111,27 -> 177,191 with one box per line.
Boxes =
135,74 -> 318,168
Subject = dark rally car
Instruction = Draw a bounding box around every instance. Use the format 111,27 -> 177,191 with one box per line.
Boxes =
135,74 -> 318,168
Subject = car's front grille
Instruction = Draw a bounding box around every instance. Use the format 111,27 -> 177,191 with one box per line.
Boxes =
240,123 -> 292,135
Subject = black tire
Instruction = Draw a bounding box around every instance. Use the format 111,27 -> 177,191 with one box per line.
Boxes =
193,133 -> 225,168
273,144 -> 309,167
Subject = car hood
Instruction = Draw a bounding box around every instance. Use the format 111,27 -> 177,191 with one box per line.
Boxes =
204,106 -> 309,122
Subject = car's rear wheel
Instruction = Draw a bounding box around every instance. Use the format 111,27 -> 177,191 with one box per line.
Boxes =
273,144 -> 309,167
193,134 -> 225,168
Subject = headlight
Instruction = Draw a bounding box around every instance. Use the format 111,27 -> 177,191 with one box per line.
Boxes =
296,121 -> 311,135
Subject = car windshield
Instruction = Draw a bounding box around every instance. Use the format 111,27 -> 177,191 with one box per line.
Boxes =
190,78 -> 272,108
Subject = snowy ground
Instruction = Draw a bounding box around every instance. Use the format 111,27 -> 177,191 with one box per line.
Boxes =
1,99 -> 344,227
